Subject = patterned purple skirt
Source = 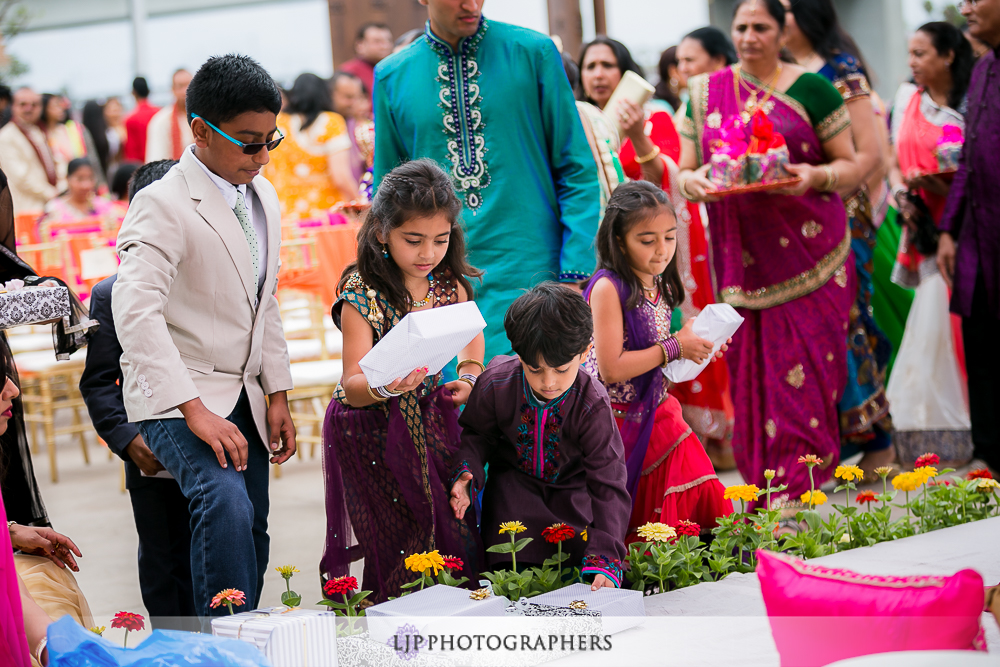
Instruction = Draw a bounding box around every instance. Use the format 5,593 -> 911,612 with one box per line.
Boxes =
320,385 -> 481,602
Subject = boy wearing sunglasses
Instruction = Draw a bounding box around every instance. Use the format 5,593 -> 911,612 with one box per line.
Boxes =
112,54 -> 296,621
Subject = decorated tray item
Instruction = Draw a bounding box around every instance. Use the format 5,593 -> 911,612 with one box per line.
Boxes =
935,124 -> 963,174
211,606 -> 339,667
708,110 -> 796,195
0,284 -> 71,330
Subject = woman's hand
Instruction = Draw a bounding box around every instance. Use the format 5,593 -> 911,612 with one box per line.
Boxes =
616,99 -> 647,144
444,379 -> 473,407
772,162 -> 819,197
682,164 -> 720,203
449,472 -> 473,519
10,525 -> 82,571
675,319 -> 714,364
383,367 -> 429,395
591,574 -> 616,591
906,174 -> 949,197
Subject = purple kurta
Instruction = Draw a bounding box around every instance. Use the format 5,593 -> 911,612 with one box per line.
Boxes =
453,356 -> 630,586
939,48 -> 1000,319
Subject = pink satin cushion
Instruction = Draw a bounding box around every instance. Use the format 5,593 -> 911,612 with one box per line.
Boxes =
757,550 -> 985,667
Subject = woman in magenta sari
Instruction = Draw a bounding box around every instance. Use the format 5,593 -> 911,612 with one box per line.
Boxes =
677,0 -> 862,503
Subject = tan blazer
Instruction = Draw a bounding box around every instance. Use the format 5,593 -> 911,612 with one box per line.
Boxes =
112,148 -> 293,445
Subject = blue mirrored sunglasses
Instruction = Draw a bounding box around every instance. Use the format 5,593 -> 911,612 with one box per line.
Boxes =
191,113 -> 283,155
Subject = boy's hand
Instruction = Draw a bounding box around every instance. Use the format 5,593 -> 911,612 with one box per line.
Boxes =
591,574 -> 616,591
444,380 -> 473,406
450,472 -> 473,519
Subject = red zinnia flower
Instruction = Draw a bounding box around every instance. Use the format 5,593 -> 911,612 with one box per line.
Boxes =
541,522 -> 575,543
323,576 -> 359,597
855,490 -> 877,505
673,520 -> 701,537
110,611 -> 145,632
442,555 -> 464,571
914,453 -> 940,469
967,468 -> 993,480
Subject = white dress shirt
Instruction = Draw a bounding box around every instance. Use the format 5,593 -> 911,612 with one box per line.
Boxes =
189,146 -> 268,298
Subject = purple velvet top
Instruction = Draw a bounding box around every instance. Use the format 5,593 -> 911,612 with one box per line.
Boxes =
939,47 -> 1000,319
453,355 -> 630,586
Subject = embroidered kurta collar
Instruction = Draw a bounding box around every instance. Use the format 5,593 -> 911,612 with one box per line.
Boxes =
424,16 -> 487,53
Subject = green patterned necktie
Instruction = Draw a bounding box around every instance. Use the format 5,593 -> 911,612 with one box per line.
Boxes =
233,188 -> 259,305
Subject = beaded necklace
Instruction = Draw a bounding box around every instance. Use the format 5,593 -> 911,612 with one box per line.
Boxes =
410,274 -> 437,309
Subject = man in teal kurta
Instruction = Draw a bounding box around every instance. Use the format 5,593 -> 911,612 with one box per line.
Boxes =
373,1 -> 600,355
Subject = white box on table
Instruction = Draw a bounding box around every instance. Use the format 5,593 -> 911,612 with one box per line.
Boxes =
0,286 -> 71,329
211,606 -> 339,667
530,583 -> 645,634
365,584 -> 508,645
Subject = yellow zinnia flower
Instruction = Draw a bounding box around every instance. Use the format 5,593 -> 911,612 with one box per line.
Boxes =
891,472 -> 921,492
873,466 -> 893,477
800,490 -> 828,506
275,565 -> 300,579
978,478 -> 1000,493
90,626 -> 106,636
498,521 -> 527,535
581,527 -> 588,542
404,550 -> 446,575
913,466 -> 938,484
723,484 -> 760,503
636,522 -> 677,543
834,464 -> 864,482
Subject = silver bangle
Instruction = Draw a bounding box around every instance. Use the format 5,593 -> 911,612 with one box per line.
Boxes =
375,385 -> 397,399
459,373 -> 478,385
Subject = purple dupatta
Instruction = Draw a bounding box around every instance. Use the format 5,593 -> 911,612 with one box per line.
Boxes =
583,269 -> 662,502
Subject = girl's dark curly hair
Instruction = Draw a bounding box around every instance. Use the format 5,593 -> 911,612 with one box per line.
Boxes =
339,159 -> 481,317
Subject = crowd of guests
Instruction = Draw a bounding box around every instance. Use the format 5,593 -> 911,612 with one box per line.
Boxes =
0,0 -> 999,663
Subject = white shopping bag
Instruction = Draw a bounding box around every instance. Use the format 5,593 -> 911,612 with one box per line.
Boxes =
359,301 -> 486,388
664,303 -> 744,384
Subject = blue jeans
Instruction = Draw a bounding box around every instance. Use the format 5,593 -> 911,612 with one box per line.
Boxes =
139,390 -> 269,618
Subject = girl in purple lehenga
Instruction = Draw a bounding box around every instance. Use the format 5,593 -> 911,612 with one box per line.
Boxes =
320,159 -> 484,602
676,0 -> 864,506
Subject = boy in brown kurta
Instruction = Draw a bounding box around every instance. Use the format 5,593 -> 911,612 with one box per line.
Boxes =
449,283 -> 630,588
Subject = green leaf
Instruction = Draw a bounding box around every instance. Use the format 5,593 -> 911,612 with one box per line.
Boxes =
280,591 -> 302,607
486,542 -> 514,554
347,591 -> 372,607
512,537 -> 534,551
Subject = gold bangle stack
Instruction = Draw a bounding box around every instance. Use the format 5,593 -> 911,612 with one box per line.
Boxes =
457,359 -> 486,374
820,165 -> 839,192
635,145 -> 661,164
366,385 -> 388,403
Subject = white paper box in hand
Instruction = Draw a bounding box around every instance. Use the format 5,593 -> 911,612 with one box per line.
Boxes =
359,301 -> 486,388
211,606 -> 339,667
664,303 -> 745,384
605,70 -> 656,137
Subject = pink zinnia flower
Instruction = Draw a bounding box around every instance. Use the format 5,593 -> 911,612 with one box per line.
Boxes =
210,588 -> 246,610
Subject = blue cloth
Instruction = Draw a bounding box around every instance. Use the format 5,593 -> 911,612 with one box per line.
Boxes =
46,615 -> 268,667
79,275 -> 196,626
373,17 -> 601,355
138,390 -> 269,619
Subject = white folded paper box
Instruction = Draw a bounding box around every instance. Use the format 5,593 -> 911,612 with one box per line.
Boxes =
366,584 -> 509,645
664,303 -> 745,384
529,583 -> 645,635
211,606 -> 339,667
359,301 -> 487,388
0,286 -> 71,330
